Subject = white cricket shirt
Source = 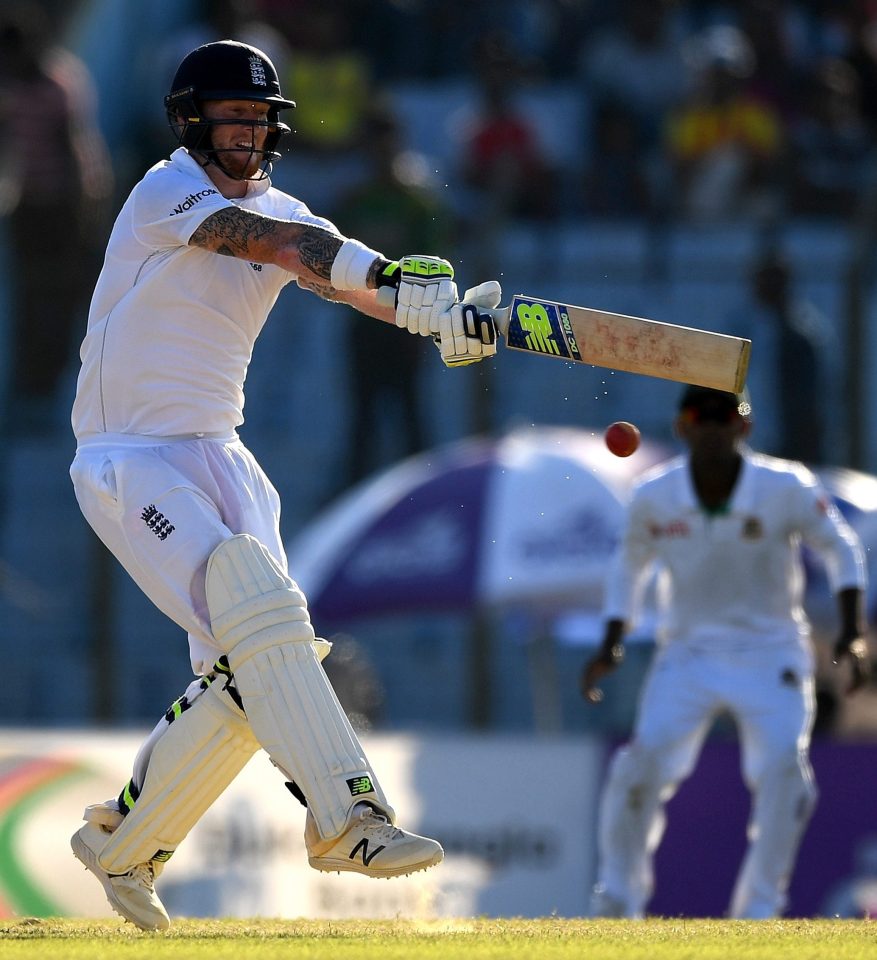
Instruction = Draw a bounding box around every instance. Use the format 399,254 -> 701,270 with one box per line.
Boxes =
72,148 -> 337,439
603,449 -> 866,650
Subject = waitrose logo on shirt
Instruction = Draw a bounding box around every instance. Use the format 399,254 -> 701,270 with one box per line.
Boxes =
169,189 -> 219,215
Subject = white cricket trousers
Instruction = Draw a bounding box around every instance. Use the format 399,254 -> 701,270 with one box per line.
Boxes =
70,433 -> 286,675
595,641 -> 817,919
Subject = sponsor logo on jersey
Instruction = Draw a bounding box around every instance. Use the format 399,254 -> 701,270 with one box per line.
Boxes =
741,516 -> 763,539
169,188 -> 219,216
249,54 -> 268,87
648,520 -> 690,539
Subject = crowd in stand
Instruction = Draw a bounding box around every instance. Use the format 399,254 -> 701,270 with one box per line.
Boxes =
3,0 -> 877,448
109,0 -> 877,227
241,0 -> 877,224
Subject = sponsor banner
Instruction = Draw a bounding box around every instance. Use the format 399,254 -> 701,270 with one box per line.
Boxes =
650,740 -> 877,919
0,731 -> 602,920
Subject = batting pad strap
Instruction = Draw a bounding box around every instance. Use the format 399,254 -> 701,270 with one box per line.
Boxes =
330,238 -> 383,292
97,681 -> 258,874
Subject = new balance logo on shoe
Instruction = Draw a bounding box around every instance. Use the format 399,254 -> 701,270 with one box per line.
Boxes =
306,806 -> 443,879
349,838 -> 385,867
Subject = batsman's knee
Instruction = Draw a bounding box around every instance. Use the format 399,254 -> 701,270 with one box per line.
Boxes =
206,534 -> 317,668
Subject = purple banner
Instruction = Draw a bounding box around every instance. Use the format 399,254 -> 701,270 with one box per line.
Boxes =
648,740 -> 877,917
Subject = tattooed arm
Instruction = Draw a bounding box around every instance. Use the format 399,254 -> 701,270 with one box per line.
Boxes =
189,206 -> 391,302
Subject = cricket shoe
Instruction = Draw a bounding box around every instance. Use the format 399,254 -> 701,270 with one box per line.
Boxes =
306,802 -> 443,878
589,883 -> 640,919
71,816 -> 170,932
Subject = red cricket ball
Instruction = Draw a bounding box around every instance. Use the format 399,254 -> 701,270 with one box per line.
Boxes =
604,420 -> 641,457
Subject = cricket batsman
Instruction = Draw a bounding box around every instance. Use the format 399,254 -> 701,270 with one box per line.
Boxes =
68,39 -> 499,930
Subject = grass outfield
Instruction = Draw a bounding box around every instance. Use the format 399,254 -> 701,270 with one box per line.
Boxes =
0,918 -> 875,959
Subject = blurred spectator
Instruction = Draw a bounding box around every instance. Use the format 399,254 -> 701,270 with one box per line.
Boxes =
0,2 -> 113,434
665,24 -> 785,222
272,0 -> 371,155
578,0 -> 691,217
332,102 -> 452,485
579,0 -> 691,155
737,0 -> 801,118
728,251 -> 835,463
789,57 -> 876,217
458,32 -> 558,223
584,102 -> 657,218
842,2 -> 877,137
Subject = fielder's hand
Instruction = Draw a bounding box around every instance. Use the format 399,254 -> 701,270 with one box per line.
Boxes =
580,643 -> 625,704
392,255 -> 458,336
832,632 -> 871,695
436,281 -> 501,367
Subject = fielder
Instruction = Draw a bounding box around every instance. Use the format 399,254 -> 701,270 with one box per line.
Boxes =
69,40 -> 500,931
581,385 -> 870,919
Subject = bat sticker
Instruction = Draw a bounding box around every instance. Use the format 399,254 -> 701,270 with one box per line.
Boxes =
506,297 -> 583,363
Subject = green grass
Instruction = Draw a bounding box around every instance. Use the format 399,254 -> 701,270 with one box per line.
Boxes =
0,918 -> 875,960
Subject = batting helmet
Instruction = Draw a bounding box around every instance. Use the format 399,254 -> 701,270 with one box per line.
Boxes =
164,40 -> 295,176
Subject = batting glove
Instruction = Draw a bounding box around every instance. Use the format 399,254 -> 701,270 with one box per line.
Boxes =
393,255 -> 458,336
436,281 -> 501,367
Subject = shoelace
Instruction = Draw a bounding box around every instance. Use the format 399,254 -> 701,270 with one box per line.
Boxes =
358,810 -> 404,841
124,862 -> 156,891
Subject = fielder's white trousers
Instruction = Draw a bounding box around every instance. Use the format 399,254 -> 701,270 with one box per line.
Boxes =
70,433 -> 286,675
595,640 -> 816,919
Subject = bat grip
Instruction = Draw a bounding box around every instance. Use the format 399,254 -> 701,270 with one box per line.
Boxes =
373,286 -> 510,336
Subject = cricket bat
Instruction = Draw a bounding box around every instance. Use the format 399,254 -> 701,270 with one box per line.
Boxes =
376,288 -> 750,393
492,295 -> 750,393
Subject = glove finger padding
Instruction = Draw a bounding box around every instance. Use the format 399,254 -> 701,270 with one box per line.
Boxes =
437,303 -> 498,367
394,255 -> 457,336
462,280 -> 503,310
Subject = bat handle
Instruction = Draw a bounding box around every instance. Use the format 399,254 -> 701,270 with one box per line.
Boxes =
483,306 -> 511,338
374,286 -> 510,337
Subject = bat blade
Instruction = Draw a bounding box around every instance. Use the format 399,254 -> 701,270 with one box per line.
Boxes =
496,295 -> 750,393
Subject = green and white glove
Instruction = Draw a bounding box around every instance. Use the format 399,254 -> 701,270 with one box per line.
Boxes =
436,281 -> 501,367
391,255 -> 458,336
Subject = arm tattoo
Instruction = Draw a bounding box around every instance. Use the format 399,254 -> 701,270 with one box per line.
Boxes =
297,277 -> 340,300
190,207 -> 279,257
189,207 -> 344,280
298,230 -> 343,281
